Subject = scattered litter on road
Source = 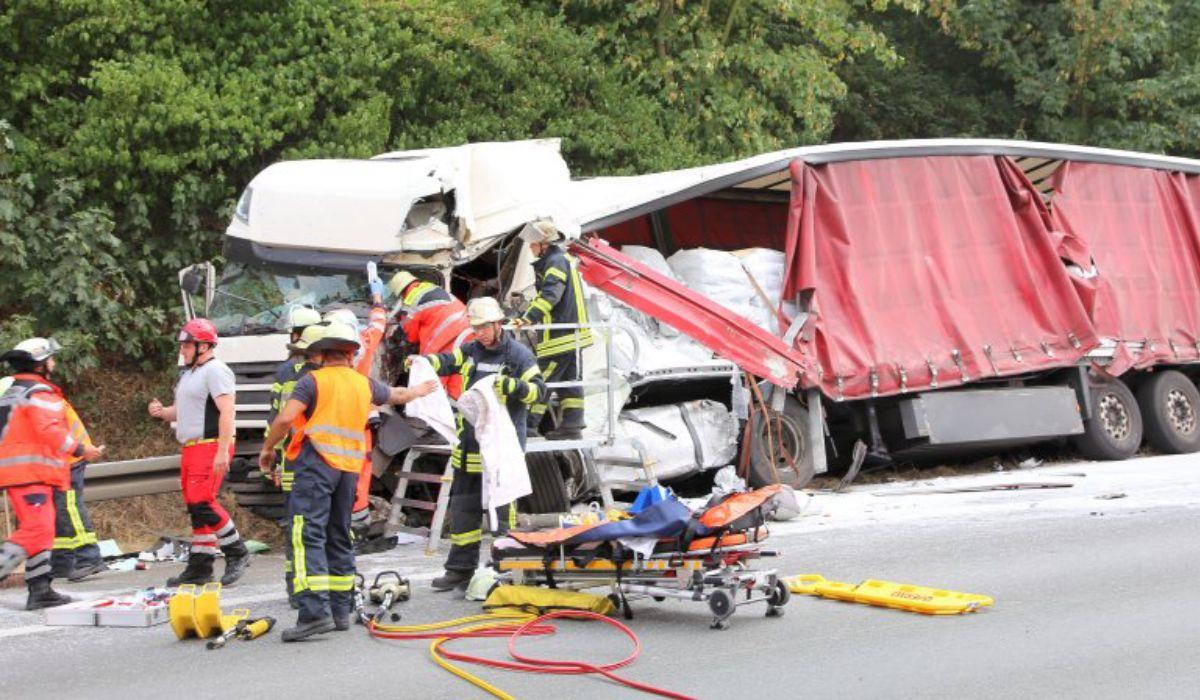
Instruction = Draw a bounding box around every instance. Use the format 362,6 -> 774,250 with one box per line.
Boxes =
108,558 -> 138,572
1045,472 -> 1087,478
1017,457 -> 1043,469
785,574 -> 993,615
97,539 -> 122,558
1095,492 -> 1127,500
244,540 -> 270,554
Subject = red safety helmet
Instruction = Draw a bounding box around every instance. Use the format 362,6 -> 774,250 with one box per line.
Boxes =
178,318 -> 219,345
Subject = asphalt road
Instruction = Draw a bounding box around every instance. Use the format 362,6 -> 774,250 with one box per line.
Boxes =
2,457 -> 1199,699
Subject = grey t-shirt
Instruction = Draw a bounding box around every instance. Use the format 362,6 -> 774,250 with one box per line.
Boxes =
173,359 -> 237,443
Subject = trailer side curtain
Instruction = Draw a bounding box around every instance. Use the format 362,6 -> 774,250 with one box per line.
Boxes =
1047,162 -> 1200,374
782,156 -> 1100,400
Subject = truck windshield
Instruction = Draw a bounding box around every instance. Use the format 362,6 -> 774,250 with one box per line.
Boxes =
209,242 -> 371,336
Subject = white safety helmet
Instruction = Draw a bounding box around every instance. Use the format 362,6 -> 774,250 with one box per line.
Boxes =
464,568 -> 499,602
286,306 -> 322,333
517,219 -> 558,244
466,297 -> 506,327
309,321 -> 360,353
322,308 -> 360,330
2,337 -> 62,364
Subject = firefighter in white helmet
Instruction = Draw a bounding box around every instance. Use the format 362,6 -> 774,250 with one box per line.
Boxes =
407,297 -> 546,592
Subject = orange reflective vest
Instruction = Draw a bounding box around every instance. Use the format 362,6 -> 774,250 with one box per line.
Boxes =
286,366 -> 372,473
0,374 -> 78,489
63,401 -> 93,466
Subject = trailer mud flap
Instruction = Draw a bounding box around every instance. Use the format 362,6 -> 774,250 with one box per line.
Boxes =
570,239 -> 809,389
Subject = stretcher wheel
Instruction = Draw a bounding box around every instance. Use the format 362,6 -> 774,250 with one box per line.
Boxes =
768,580 -> 791,607
708,589 -> 733,621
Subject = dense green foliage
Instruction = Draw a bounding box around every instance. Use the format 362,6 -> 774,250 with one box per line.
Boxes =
3,0 -> 1200,371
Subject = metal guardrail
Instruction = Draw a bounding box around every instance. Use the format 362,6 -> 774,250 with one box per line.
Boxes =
83,455 -> 181,501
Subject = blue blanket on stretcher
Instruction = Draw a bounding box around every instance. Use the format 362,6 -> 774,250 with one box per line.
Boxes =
564,498 -> 693,545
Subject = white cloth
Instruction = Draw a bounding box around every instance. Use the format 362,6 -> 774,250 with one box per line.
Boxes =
403,357 -> 459,446
457,374 -> 532,530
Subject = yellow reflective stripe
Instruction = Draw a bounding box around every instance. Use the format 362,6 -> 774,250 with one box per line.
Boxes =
451,529 -> 482,546
545,267 -> 568,282
306,575 -> 355,592
529,403 -> 547,416
522,383 -> 539,405
508,506 -> 517,529
292,515 -> 308,593
453,348 -> 464,365
561,397 -> 586,409
0,455 -> 63,469
428,355 -> 441,371
520,365 -> 541,381
65,490 -> 96,548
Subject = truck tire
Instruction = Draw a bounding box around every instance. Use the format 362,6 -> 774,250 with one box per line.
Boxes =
748,395 -> 814,489
227,469 -> 288,519
1071,378 -> 1143,460
519,453 -> 570,514
1136,370 -> 1200,454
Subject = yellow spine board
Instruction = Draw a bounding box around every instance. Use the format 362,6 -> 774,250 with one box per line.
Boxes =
785,574 -> 994,615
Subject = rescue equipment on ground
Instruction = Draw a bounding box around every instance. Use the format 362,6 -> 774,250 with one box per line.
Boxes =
43,588 -> 172,627
168,582 -> 253,640
785,574 -> 994,615
481,584 -> 615,616
208,615 -> 276,649
367,609 -> 695,700
491,485 -> 789,629
365,570 -> 410,624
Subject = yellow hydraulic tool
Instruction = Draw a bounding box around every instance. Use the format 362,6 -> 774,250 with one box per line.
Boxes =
205,609 -> 251,650
237,616 -> 276,641
784,574 -> 994,615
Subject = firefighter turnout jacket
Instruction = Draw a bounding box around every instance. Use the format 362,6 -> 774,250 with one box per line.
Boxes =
426,333 -> 545,472
396,280 -> 474,398
521,244 -> 592,359
268,357 -> 318,491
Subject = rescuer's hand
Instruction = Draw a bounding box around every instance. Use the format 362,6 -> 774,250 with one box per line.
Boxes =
148,398 -> 164,419
495,376 -> 518,397
367,261 -> 385,300
413,379 -> 439,397
509,317 -> 530,329
82,444 -> 105,462
257,448 -> 274,475
213,449 -> 231,477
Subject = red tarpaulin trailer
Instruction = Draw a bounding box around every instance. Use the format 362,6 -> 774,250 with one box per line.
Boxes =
781,156 -> 1100,400
1047,161 -> 1200,374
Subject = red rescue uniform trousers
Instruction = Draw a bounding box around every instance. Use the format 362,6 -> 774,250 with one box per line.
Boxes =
180,441 -> 235,556
6,484 -> 56,558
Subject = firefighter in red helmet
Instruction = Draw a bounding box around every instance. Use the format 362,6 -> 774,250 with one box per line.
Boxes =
147,319 -> 251,587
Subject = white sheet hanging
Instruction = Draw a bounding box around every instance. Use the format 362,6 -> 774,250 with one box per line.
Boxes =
457,374 -> 532,530
403,357 -> 459,446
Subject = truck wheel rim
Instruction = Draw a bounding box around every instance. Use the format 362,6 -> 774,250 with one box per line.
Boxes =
1099,394 -> 1130,442
757,411 -> 805,477
1166,389 -> 1197,436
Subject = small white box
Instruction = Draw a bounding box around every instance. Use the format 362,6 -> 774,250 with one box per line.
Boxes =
95,602 -> 170,627
44,599 -> 103,626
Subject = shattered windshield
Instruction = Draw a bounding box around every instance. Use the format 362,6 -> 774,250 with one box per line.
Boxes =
209,242 -> 371,336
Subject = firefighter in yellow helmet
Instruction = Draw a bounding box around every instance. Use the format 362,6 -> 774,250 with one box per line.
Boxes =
260,321 -> 437,641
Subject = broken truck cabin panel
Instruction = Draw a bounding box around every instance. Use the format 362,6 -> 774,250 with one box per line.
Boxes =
565,138 -> 1200,478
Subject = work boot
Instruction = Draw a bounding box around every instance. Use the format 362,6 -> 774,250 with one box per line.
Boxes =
333,613 -> 351,631
431,570 -> 472,592
166,555 -> 214,587
219,542 -> 251,586
281,617 -> 335,642
67,559 -> 109,583
0,542 -> 28,581
26,579 -> 73,611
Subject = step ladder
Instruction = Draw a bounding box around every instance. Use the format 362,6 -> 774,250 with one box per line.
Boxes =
384,443 -> 454,556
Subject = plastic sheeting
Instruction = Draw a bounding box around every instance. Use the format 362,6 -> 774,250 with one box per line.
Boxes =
1047,162 -> 1200,373
782,156 -> 1100,400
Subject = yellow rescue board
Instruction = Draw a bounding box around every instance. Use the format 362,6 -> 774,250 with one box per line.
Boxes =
784,574 -> 993,615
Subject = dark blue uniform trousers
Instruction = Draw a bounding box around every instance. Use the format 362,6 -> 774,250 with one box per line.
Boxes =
289,458 -> 357,623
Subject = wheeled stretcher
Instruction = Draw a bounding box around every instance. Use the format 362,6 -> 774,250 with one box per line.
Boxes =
490,486 -> 791,629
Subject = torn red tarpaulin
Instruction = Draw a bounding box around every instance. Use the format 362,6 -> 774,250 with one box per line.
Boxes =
782,156 -> 1100,400
571,238 -> 809,389
1047,161 -> 1200,375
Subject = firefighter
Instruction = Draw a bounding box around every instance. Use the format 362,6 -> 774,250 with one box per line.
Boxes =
324,265 -> 388,544
386,270 -> 474,398
147,319 -> 251,587
409,297 -> 545,592
263,307 -> 324,605
258,321 -> 436,641
0,338 -> 104,609
511,220 -> 592,438
49,399 -> 107,582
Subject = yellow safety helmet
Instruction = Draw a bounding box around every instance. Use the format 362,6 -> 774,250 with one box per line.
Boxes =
387,270 -> 418,298
288,323 -> 327,353
466,297 -> 506,326
309,321 -> 360,353
286,306 -> 322,332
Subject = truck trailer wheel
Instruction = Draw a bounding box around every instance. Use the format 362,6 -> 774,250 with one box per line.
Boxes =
519,453 -> 570,514
1136,370 -> 1200,454
748,395 -> 814,489
1071,378 -> 1143,460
